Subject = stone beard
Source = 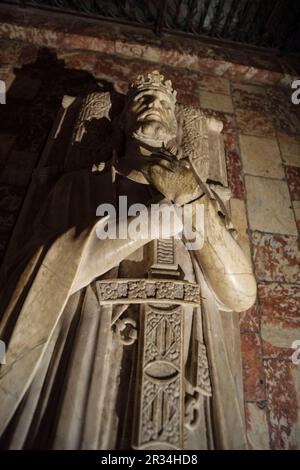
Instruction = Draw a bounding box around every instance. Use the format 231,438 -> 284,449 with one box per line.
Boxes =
0,71 -> 256,450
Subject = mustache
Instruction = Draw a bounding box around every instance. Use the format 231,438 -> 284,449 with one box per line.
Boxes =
137,112 -> 177,135
136,105 -> 171,125
135,121 -> 177,139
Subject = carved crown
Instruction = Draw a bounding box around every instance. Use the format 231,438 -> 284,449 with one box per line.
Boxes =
128,71 -> 177,103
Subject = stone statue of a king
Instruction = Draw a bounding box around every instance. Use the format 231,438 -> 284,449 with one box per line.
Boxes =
0,71 -> 256,450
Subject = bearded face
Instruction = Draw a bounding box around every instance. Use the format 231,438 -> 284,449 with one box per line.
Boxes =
124,88 -> 178,147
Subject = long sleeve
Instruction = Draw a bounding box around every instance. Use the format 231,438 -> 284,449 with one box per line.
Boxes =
191,195 -> 257,312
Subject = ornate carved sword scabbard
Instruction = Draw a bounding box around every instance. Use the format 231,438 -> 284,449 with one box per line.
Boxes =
131,239 -> 195,450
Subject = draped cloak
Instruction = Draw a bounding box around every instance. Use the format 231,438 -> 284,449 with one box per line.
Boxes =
0,166 -> 247,449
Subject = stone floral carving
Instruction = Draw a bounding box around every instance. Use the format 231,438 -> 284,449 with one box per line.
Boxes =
96,279 -> 201,305
128,280 -> 147,299
114,317 -> 137,346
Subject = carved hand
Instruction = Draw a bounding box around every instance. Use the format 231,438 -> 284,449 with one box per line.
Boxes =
142,147 -> 204,205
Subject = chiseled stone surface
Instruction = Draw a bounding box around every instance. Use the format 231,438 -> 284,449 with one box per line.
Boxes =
63,33 -> 115,55
232,82 -> 300,136
244,67 -> 283,85
278,133 -> 300,168
160,66 -> 200,99
251,232 -> 300,284
245,176 -> 298,235
160,47 -> 200,70
240,304 -> 259,333
239,135 -> 284,178
232,82 -> 271,114
202,109 -> 237,149
230,198 -> 251,261
244,402 -> 270,450
293,200 -> 300,232
115,40 -> 161,62
225,150 -> 244,200
269,88 -> 300,136
198,75 -> 230,95
235,110 -> 275,137
240,332 -> 265,402
264,359 -> 300,450
259,283 -> 300,360
286,165 -> 300,200
199,90 -> 233,114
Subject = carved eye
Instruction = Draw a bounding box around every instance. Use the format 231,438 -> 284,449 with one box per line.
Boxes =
161,100 -> 172,112
143,95 -> 154,105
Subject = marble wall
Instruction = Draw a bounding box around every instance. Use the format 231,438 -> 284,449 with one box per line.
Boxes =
0,14 -> 300,449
